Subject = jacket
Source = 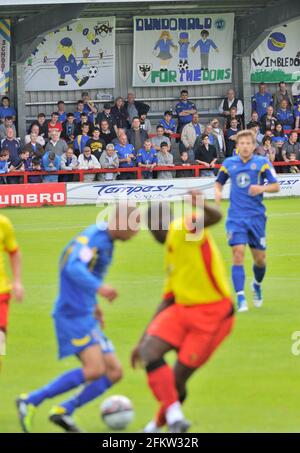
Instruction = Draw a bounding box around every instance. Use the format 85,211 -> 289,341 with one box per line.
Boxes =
181,122 -> 204,149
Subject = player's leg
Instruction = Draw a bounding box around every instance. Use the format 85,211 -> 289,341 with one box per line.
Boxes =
248,216 -> 267,307
0,294 -> 11,371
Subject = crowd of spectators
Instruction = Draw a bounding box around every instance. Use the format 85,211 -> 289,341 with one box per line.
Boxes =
0,82 -> 300,184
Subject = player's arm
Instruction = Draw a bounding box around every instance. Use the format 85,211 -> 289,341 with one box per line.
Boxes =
214,163 -> 229,206
249,163 -> 280,196
9,250 -> 24,302
188,190 -> 223,228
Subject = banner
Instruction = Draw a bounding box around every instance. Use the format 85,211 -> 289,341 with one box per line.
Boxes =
251,19 -> 300,84
0,19 -> 11,94
24,18 -> 115,91
0,183 -> 66,208
133,14 -> 234,87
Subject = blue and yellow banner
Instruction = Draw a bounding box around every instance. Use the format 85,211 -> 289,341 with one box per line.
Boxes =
0,19 -> 11,94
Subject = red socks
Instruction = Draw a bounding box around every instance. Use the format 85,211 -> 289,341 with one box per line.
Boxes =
147,363 -> 178,412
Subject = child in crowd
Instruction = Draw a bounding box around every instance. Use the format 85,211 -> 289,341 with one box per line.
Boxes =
289,152 -> 300,174
0,149 -> 9,184
159,110 -> 177,137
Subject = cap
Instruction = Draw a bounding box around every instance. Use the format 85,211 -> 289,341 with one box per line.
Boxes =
60,37 -> 73,47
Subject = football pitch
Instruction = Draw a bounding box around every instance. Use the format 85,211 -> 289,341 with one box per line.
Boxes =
1,198 -> 299,433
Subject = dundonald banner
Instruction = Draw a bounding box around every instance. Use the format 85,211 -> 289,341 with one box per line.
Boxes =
24,18 -> 115,91
133,14 -> 234,87
251,19 -> 300,84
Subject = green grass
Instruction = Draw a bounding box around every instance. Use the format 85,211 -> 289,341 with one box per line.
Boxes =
1,199 -> 300,433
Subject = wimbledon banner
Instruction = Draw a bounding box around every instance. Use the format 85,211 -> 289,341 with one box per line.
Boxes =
24,18 -> 115,91
133,14 -> 234,87
251,19 -> 300,84
0,19 -> 11,94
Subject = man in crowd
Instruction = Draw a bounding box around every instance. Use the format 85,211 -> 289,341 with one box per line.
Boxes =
151,125 -> 171,152
124,92 -> 150,125
181,113 -> 204,158
74,123 -> 91,156
87,127 -> 106,161
45,130 -> 68,157
81,92 -> 97,125
29,113 -> 48,140
48,112 -> 63,135
252,83 -> 273,120
126,117 -> 148,151
99,119 -> 117,147
175,89 -> 197,134
260,105 -> 278,134
115,133 -> 136,180
0,117 -> 17,141
0,96 -> 16,123
62,113 -> 76,144
96,103 -> 117,132
159,111 -> 177,137
194,133 -> 217,176
281,131 -> 300,163
78,146 -> 100,182
24,132 -> 44,158
73,100 -> 85,124
137,139 -> 157,179
211,118 -> 226,161
60,147 -> 78,182
218,88 -> 243,123
273,81 -> 293,111
276,99 -> 295,133
1,126 -> 21,177
57,101 -> 67,123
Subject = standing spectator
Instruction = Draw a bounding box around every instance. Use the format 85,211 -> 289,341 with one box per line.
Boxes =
99,119 -> 117,146
282,131 -> 300,162
247,121 -> 264,146
86,127 -> 106,160
151,125 -> 171,152
78,146 -> 100,182
260,105 -> 278,133
225,118 -> 239,156
48,112 -> 63,135
272,122 -> 288,159
96,103 -> 117,132
225,106 -> 242,130
125,92 -> 150,125
115,133 -> 136,180
0,116 -> 17,140
175,150 -> 195,178
139,112 -> 152,135
159,110 -> 177,137
218,88 -> 243,122
81,92 -> 97,125
1,126 -> 21,168
0,96 -> 16,123
42,151 -> 60,182
45,130 -> 68,157
137,139 -> 157,179
181,112 -> 204,158
111,97 -> 128,130
255,136 -> 276,162
62,113 -> 76,144
99,143 -> 119,181
73,100 -> 85,124
28,113 -> 48,140
73,123 -> 91,156
57,101 -> 67,123
156,142 -> 174,179
175,89 -> 197,134
294,99 -> 300,131
74,112 -> 92,136
24,124 -> 45,147
60,147 -> 78,182
194,133 -> 217,176
126,117 -> 148,151
0,149 -> 9,184
24,132 -> 44,158
273,81 -> 293,111
276,99 -> 295,133
246,111 -> 261,129
211,118 -> 226,161
252,83 -> 273,119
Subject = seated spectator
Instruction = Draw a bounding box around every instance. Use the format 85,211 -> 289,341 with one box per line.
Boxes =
139,112 -> 152,134
24,124 -> 45,147
60,147 -> 78,182
255,136 -> 276,162
211,118 -> 226,162
151,125 -> 171,152
260,106 -> 278,133
175,89 -> 197,134
264,128 -> 273,138
114,133 -> 136,180
87,127 -> 106,160
45,130 -> 68,157
81,91 -> 98,124
276,99 -> 295,133
175,150 -> 195,178
289,152 -> 300,173
137,139 -> 157,179
218,88 -> 243,122
1,126 -> 21,171
99,143 -> 119,181
157,142 -> 174,179
57,101 -> 67,123
247,121 -> 264,146
28,113 -> 48,140
74,100 -> 85,124
110,97 -> 128,131
282,131 -> 300,163
181,113 -> 204,158
0,149 -> 9,184
29,157 -> 43,184
273,81 -> 293,111
0,96 -> 16,123
0,116 -> 17,140
42,151 -> 60,182
225,118 -> 239,156
112,128 -> 126,145
96,103 -> 117,132
99,119 -> 117,146
75,112 -> 92,136
159,110 -> 177,137
62,113 -> 76,144
272,123 -> 288,161
19,149 -> 32,172
125,92 -> 150,125
252,83 -> 273,120
126,117 -> 148,151
204,124 -> 219,148
48,112 -> 63,135
73,123 -> 91,156
225,106 -> 242,130
194,133 -> 217,177
246,111 -> 261,129
78,146 -> 100,182
24,132 -> 44,158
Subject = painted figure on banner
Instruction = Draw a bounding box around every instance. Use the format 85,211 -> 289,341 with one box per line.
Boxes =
153,31 -> 178,71
54,38 -> 90,87
178,32 -> 190,72
191,30 -> 219,70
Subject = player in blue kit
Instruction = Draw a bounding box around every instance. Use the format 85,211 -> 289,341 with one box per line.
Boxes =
16,204 -> 140,433
215,130 -> 280,312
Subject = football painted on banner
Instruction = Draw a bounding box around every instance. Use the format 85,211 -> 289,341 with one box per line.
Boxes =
88,66 -> 99,78
100,395 -> 134,430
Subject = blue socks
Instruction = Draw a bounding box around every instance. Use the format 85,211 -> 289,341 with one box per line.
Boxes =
253,264 -> 266,284
231,265 -> 245,293
26,368 -> 85,406
60,376 -> 112,415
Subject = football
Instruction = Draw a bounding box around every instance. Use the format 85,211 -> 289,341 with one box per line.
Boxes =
100,395 -> 134,430
88,66 -> 99,78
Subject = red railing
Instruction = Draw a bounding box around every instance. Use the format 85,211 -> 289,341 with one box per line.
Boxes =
1,161 -> 299,183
